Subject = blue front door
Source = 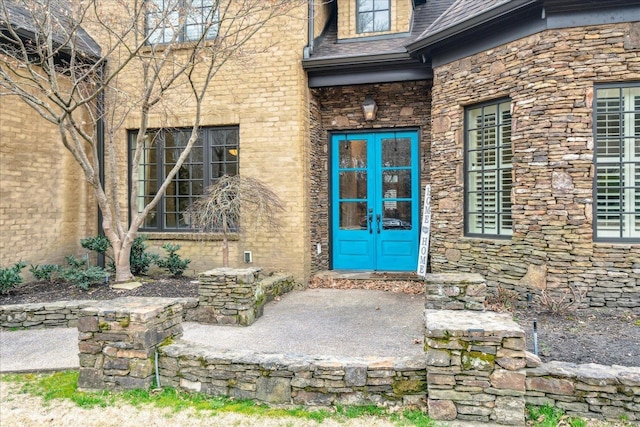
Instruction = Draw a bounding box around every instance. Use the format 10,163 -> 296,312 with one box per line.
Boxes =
331,131 -> 419,271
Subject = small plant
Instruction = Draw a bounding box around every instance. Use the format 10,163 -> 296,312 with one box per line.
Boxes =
537,285 -> 587,315
29,264 -> 59,283
0,261 -> 27,294
58,255 -> 107,290
486,285 -> 520,312
527,404 -> 587,427
156,243 -> 191,277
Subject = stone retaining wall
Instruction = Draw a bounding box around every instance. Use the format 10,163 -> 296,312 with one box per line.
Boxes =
0,298 -> 198,330
424,273 -> 487,310
525,361 -> 640,422
158,343 -> 427,406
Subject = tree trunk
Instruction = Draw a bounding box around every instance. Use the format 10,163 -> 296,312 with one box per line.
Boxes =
114,240 -> 135,282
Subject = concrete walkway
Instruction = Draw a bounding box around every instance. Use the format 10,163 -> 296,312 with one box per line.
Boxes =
0,289 -> 425,373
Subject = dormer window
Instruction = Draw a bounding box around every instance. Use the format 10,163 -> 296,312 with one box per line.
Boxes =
146,0 -> 219,45
356,0 -> 390,34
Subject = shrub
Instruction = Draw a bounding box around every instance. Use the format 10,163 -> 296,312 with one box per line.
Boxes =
58,255 -> 108,290
29,264 -> 59,283
0,261 -> 27,294
486,285 -> 520,312
130,236 -> 158,276
536,285 -> 587,316
81,234 -> 157,276
156,243 -> 191,277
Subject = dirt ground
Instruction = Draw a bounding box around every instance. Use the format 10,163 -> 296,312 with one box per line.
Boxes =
1,276 -> 639,367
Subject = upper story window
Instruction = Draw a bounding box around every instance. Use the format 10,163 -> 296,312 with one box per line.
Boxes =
594,84 -> 640,241
465,99 -> 513,238
356,0 -> 390,34
130,126 -> 238,231
146,0 -> 219,44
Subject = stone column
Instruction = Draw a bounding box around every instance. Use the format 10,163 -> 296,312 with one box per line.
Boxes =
424,273 -> 487,310
77,297 -> 183,391
193,267 -> 262,326
425,310 -> 527,425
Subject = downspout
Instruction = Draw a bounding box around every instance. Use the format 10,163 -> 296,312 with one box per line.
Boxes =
303,0 -> 314,58
97,62 -> 105,268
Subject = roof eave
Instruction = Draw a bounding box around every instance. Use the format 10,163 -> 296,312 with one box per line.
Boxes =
302,51 -> 414,71
406,0 -> 539,54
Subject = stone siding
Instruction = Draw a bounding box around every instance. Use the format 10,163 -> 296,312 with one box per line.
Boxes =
525,362 -> 640,422
429,22 -> 640,311
310,81 -> 432,273
159,343 -> 427,406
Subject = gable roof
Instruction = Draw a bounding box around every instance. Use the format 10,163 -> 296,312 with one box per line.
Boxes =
409,0 -> 536,52
1,0 -> 101,58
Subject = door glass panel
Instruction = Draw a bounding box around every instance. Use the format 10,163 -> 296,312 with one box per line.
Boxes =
340,201 -> 368,230
339,139 -> 367,168
381,200 -> 411,230
382,170 -> 411,198
339,171 -> 367,199
382,137 -> 411,167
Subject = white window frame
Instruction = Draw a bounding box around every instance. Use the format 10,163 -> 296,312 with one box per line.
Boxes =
594,83 -> 640,241
465,99 -> 513,238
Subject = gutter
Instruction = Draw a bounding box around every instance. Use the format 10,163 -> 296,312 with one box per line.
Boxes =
303,51 -> 414,70
406,0 -> 538,54
303,0 -> 314,59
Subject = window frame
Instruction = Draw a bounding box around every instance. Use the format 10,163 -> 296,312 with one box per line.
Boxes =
593,82 -> 640,242
128,126 -> 239,232
464,98 -> 513,239
356,0 -> 391,34
145,0 -> 220,45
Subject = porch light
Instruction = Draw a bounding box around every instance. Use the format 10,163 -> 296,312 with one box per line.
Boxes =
362,95 -> 378,121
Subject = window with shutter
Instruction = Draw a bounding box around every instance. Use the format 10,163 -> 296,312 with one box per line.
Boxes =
465,100 -> 513,237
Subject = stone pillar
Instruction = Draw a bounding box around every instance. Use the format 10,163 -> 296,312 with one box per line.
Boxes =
194,267 -> 262,326
77,297 -> 184,391
424,273 -> 487,310
425,310 -> 527,425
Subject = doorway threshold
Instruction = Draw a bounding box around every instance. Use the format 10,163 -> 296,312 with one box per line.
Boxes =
313,270 -> 422,281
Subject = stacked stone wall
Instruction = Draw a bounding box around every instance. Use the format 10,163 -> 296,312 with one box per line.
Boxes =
525,362 -> 640,422
310,81 -> 432,273
159,344 -> 427,406
429,22 -> 640,311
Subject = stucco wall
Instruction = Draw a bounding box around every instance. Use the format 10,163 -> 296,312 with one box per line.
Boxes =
429,22 -> 640,310
310,81 -> 432,272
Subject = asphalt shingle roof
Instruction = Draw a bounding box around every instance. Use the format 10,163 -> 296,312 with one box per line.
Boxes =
416,0 -> 512,41
309,0 -> 456,61
1,0 -> 101,58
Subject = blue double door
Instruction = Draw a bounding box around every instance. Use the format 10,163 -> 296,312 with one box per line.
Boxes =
331,131 -> 419,271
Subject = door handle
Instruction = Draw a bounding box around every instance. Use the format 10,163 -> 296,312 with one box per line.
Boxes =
376,214 -> 381,234
368,212 -> 373,234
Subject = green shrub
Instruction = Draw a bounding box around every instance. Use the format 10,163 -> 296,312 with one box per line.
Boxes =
29,264 -> 59,282
0,261 -> 27,294
156,243 -> 191,277
59,255 -> 108,290
130,236 -> 158,276
81,235 -> 156,276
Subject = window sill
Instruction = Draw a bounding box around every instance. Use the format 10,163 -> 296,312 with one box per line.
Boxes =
141,232 -> 239,242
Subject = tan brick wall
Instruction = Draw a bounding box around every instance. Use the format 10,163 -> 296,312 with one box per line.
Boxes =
430,22 -> 640,310
0,93 -> 97,274
337,0 -> 411,39
88,1 -> 312,281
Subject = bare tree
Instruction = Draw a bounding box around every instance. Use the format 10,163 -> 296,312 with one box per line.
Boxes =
189,174 -> 284,267
0,0 -> 302,281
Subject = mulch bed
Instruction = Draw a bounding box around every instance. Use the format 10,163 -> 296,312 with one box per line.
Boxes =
1,275 -> 639,367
